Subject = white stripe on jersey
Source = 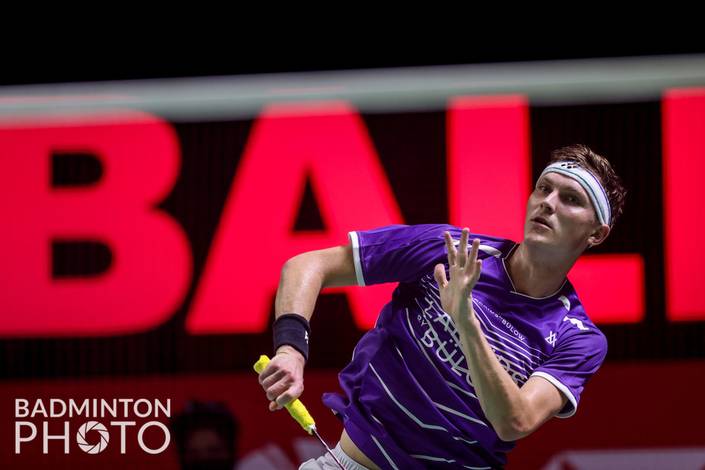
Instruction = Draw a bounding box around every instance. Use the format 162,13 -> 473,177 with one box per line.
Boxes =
471,294 -> 550,359
446,381 -> 479,400
411,454 -> 457,463
368,363 -> 447,432
370,434 -> 399,470
370,413 -> 384,426
434,402 -> 489,427
415,287 -> 533,381
413,297 -> 474,379
404,308 -> 479,399
369,355 -> 484,449
453,435 -> 479,445
420,276 -> 547,365
471,305 -> 541,371
379,348 -> 487,428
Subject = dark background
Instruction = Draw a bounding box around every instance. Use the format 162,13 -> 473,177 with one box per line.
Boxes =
3,35 -> 704,86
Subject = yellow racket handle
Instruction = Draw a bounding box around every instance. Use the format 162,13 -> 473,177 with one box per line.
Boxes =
253,354 -> 316,434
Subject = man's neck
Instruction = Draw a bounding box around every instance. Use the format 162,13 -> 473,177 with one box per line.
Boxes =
506,242 -> 577,298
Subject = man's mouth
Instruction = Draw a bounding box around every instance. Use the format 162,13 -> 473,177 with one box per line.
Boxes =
531,216 -> 552,229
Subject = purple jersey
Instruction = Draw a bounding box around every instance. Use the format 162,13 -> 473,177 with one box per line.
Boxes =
322,224 -> 608,469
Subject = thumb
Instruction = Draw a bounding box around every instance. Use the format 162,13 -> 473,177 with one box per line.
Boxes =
434,263 -> 448,288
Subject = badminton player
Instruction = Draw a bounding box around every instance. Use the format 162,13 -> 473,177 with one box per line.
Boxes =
258,144 -> 627,469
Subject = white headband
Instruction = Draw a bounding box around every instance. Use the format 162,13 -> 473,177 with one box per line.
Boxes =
540,161 -> 611,226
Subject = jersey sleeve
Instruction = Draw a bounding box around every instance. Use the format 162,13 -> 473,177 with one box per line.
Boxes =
530,324 -> 608,418
348,224 -> 453,286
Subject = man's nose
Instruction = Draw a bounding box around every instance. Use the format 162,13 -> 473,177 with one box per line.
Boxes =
540,191 -> 558,212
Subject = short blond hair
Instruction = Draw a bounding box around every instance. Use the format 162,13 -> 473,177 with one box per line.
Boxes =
549,144 -> 627,227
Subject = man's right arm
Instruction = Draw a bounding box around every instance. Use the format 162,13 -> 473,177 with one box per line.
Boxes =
258,244 -> 357,411
274,244 -> 358,321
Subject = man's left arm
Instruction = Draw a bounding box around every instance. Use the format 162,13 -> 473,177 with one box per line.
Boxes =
433,228 -> 567,442
456,317 -> 567,441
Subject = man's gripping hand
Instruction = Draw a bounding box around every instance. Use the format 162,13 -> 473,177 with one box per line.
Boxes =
258,345 -> 305,411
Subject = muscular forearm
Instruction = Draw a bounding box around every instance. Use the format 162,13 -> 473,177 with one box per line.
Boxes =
272,253 -> 324,360
259,253 -> 323,411
274,252 -> 326,322
275,245 -> 356,323
262,246 -> 354,411
454,306 -> 529,441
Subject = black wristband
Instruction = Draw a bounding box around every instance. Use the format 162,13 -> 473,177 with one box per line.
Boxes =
273,314 -> 311,362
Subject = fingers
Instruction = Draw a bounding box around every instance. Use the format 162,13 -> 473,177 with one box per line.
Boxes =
260,356 -> 304,411
258,362 -> 278,383
264,379 -> 301,409
443,231 -> 456,266
268,382 -> 304,411
465,238 -> 480,274
475,259 -> 483,281
445,229 -> 476,269
260,369 -> 285,390
262,368 -> 300,402
264,377 -> 288,402
257,361 -> 279,384
433,263 -> 448,288
275,383 -> 303,407
456,228 -> 469,267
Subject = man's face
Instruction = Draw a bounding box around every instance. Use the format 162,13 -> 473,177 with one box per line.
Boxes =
523,172 -> 606,255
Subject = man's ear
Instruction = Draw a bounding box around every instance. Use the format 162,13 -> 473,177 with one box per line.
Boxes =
587,224 -> 611,247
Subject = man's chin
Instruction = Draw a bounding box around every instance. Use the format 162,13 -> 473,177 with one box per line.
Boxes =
523,232 -> 555,249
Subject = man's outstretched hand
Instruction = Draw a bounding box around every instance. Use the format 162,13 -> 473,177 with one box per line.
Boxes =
433,228 -> 483,329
